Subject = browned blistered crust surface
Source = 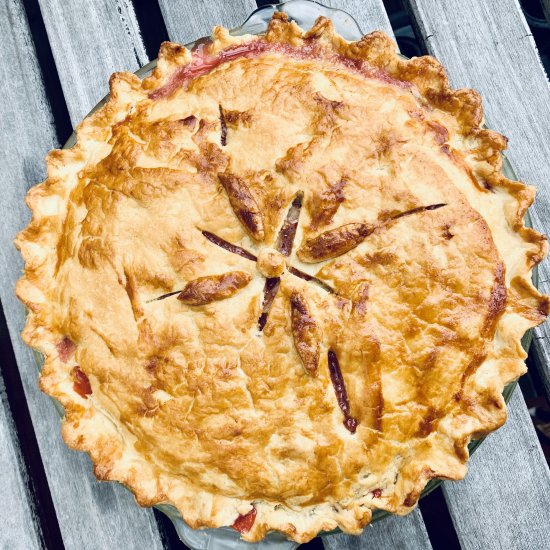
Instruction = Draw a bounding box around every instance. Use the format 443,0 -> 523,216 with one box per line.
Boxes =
15,13 -> 549,543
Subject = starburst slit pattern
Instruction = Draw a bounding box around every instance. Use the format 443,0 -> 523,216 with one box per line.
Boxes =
148,168 -> 447,433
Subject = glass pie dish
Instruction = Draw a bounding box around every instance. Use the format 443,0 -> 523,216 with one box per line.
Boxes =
33,1 -> 537,548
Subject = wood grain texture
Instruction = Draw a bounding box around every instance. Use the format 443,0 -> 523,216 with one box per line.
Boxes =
37,0 -> 148,125
0,2 -> 60,549
0,369 -> 42,549
442,389 -> 550,550
323,508 -> 432,550
0,1 -> 165,549
158,0 -> 257,44
406,0 -> 550,403
406,1 -> 550,547
322,0 -> 394,36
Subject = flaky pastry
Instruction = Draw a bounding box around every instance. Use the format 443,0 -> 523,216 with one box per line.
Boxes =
15,13 -> 549,543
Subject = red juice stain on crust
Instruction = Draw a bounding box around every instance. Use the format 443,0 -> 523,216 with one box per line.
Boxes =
56,337 -> 76,362
331,52 -> 410,88
440,144 -> 451,156
426,120 -> 449,145
72,366 -> 92,398
150,39 -> 411,101
232,506 -> 257,534
150,41 -> 270,100
181,115 -> 197,128
344,416 -> 358,433
483,261 -> 507,336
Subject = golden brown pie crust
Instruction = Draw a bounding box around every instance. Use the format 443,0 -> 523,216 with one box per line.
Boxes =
15,13 -> 549,543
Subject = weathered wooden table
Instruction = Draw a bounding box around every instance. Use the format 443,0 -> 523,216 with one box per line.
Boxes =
2,1 -> 550,549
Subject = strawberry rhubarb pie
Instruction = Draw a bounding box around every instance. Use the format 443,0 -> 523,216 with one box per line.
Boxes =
16,13 -> 549,543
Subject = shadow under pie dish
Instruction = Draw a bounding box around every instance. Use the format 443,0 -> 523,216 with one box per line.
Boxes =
14,7 -> 550,545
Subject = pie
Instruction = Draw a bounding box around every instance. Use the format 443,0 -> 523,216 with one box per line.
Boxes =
15,13 -> 549,543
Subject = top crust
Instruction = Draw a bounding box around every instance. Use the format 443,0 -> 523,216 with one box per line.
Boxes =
15,13 -> 549,543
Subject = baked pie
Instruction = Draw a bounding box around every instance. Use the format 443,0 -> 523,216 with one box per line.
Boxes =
16,13 -> 549,543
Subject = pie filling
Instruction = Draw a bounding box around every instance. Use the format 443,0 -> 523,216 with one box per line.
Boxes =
15,12 -> 549,544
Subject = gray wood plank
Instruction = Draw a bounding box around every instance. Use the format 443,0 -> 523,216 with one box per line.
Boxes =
323,509 -> 432,550
158,0 -> 257,44
405,1 -> 550,548
406,0 -> 550,403
0,370 -> 42,550
322,0 -> 394,36
442,389 -> 550,550
37,0 -> 148,125
0,1 -> 165,549
159,0 -> 395,45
